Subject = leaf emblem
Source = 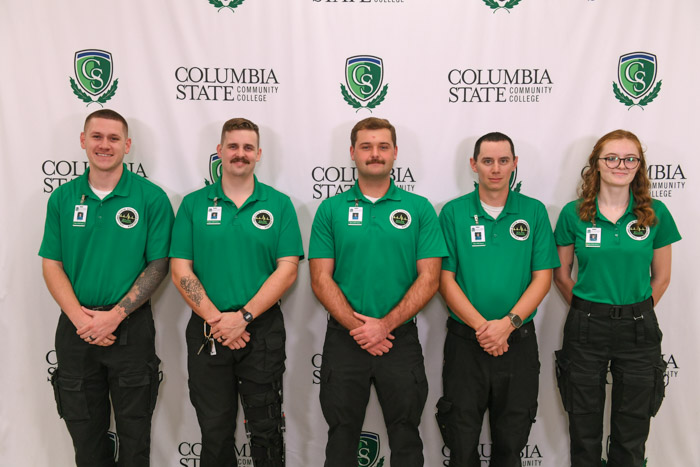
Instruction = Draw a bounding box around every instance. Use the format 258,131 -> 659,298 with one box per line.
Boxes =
367,84 -> 389,109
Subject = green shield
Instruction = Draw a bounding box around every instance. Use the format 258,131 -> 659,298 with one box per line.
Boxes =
357,432 -> 380,467
346,56 -> 383,102
209,153 -> 222,184
618,52 -> 657,99
75,50 -> 113,96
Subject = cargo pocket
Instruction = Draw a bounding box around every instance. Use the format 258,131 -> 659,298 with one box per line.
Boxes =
435,397 -> 454,448
612,368 -> 657,420
556,350 -> 604,414
52,370 -> 90,421
118,360 -> 160,417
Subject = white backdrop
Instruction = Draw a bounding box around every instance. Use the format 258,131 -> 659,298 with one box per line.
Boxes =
1,1 -> 698,465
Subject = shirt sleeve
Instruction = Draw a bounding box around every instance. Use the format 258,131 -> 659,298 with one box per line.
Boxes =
38,190 -> 63,261
652,199 -> 682,249
439,201 -> 457,272
145,189 -> 175,262
554,201 -> 577,246
532,201 -> 560,271
169,195 -> 195,260
308,199 -> 335,259
416,197 -> 448,260
276,196 -> 305,260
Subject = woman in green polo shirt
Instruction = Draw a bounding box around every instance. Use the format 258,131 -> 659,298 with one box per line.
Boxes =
553,130 -> 681,467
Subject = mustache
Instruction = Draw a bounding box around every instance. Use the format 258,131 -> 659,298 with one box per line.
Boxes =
366,159 -> 385,165
231,157 -> 250,164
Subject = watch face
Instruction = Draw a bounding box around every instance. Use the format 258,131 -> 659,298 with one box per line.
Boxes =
243,311 -> 253,323
509,313 -> 522,328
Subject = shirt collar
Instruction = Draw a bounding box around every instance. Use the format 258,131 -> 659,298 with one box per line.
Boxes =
594,189 -> 634,223
207,175 -> 267,206
344,179 -> 402,203
468,186 -> 519,219
79,163 -> 131,201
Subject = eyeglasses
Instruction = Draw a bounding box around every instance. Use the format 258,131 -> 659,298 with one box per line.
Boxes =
598,156 -> 640,169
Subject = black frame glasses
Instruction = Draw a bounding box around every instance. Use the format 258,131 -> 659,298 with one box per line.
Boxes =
599,156 -> 640,169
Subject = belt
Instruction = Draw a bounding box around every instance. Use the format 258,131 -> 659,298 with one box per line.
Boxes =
447,316 -> 535,343
571,296 -> 652,320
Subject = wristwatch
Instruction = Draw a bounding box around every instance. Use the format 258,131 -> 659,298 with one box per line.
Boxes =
507,313 -> 522,329
240,307 -> 254,323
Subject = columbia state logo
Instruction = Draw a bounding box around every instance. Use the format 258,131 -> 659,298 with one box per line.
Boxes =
613,52 -> 662,109
116,207 -> 139,229
390,209 -> 411,229
207,0 -> 246,12
482,0 -> 523,12
626,221 -> 649,240
70,49 -> 119,106
341,55 -> 389,112
358,432 -> 385,467
252,210 -> 274,229
510,219 -> 529,240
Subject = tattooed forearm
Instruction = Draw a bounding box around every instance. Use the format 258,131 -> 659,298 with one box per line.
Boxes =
118,258 -> 169,316
180,276 -> 204,307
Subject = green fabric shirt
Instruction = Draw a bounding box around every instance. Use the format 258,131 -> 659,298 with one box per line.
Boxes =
440,189 -> 559,323
39,164 -> 174,306
309,180 -> 447,319
555,197 -> 681,305
169,177 -> 304,310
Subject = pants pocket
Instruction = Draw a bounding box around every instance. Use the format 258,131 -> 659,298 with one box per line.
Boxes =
651,358 -> 666,417
118,360 -> 160,417
612,366 -> 660,420
52,370 -> 90,421
263,330 -> 286,373
555,350 -> 604,414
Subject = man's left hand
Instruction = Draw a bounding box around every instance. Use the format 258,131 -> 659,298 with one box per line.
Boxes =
209,311 -> 248,344
475,317 -> 513,354
77,306 -> 122,344
349,312 -> 393,349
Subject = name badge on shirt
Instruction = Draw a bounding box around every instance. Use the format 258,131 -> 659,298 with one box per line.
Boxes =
73,205 -> 88,227
348,206 -> 363,226
585,227 -> 602,247
207,206 -> 222,225
471,225 -> 486,246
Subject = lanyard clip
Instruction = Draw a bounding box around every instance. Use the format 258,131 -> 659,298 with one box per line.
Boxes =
473,214 -> 479,225
80,194 -> 86,204
213,197 -> 219,207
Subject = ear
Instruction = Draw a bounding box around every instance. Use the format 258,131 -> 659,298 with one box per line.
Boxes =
393,145 -> 398,160
512,155 -> 518,169
124,138 -> 132,155
256,147 -> 262,162
470,157 -> 478,173
350,145 -> 356,162
216,143 -> 223,158
80,132 -> 86,150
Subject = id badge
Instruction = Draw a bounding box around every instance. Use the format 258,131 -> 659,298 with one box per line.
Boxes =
348,206 -> 363,226
73,205 -> 88,227
471,225 -> 486,246
207,206 -> 222,225
585,227 -> 602,247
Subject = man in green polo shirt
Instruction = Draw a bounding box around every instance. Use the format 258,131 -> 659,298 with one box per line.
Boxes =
39,109 -> 174,466
309,117 -> 447,467
170,118 -> 303,467
435,132 -> 559,467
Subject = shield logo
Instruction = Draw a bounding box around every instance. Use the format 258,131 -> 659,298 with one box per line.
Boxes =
209,153 -> 222,184
75,50 -> 114,96
618,52 -> 657,99
357,432 -> 380,467
346,56 -> 383,102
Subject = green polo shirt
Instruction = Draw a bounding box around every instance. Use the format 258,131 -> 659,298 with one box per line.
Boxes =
440,189 -> 559,324
39,164 -> 174,306
169,177 -> 304,311
555,197 -> 681,305
309,180 -> 447,319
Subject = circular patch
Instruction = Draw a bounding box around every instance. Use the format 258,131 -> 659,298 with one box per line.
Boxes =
390,209 -> 412,229
510,219 -> 530,241
252,210 -> 274,230
116,207 -> 139,229
626,221 -> 649,241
